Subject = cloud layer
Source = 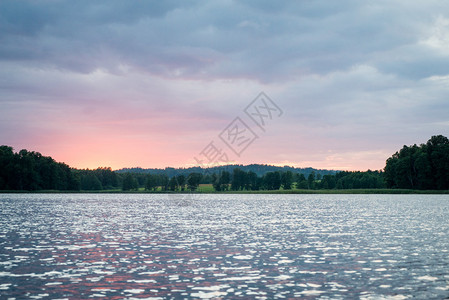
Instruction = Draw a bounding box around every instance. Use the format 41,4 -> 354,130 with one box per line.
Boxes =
1,0 -> 449,170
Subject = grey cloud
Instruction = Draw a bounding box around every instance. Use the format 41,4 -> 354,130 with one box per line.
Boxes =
2,0 -> 449,82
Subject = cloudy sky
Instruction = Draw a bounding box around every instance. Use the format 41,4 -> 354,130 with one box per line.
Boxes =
1,0 -> 449,171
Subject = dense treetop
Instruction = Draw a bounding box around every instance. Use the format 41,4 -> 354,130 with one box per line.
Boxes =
384,135 -> 449,190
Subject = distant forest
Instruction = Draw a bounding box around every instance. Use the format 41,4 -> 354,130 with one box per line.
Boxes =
117,164 -> 336,178
1,135 -> 448,191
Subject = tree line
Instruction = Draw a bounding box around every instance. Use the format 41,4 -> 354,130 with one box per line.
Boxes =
118,164 -> 336,178
122,169 -> 386,192
0,146 -> 121,191
0,145 -> 385,192
384,135 -> 449,190
1,135 -> 448,191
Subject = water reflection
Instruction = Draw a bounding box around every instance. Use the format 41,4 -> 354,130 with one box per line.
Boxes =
0,194 -> 449,299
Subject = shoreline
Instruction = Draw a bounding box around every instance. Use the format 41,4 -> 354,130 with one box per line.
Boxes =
1,189 -> 449,194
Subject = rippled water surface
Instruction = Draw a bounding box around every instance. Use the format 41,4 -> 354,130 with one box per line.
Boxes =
1,193 -> 449,299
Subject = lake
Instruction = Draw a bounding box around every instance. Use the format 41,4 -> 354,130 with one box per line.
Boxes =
1,194 -> 449,299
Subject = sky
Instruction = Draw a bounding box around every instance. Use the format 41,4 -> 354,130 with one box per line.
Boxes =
1,0 -> 449,171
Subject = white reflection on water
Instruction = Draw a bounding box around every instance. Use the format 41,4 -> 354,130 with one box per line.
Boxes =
1,194 -> 449,299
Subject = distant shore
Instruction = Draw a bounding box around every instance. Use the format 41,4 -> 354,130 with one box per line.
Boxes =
2,189 -> 449,194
